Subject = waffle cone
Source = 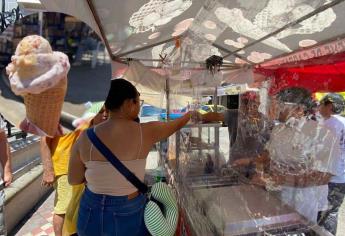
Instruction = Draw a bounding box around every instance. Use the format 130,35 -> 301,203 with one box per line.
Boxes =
23,79 -> 67,137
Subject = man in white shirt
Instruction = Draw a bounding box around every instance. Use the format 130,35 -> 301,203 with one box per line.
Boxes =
265,115 -> 339,222
248,88 -> 339,223
0,115 -> 13,236
317,93 -> 345,235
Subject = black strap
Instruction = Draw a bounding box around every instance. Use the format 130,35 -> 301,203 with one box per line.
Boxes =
86,128 -> 148,194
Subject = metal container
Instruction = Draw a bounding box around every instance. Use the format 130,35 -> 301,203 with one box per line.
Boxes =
192,185 -> 310,235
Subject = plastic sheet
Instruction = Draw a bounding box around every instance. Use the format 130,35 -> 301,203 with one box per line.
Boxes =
164,67 -> 341,235
107,5 -> 345,234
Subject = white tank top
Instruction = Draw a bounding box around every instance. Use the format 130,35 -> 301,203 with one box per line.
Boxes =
85,125 -> 146,196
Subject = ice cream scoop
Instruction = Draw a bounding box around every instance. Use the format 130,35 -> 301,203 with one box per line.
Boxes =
6,35 -> 70,95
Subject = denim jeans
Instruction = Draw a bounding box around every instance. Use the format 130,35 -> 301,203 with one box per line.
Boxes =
318,182 -> 345,235
77,187 -> 148,236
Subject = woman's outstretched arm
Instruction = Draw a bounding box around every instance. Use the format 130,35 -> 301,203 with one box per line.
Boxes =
145,111 -> 193,143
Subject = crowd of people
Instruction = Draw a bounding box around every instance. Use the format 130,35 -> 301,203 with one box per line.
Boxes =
0,80 -> 345,236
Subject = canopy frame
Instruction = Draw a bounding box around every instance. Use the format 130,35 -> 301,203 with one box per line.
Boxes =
85,0 -> 253,67
85,0 -> 345,68
86,0 -> 122,64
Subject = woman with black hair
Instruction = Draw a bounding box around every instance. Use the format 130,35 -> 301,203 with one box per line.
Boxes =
68,78 -> 193,236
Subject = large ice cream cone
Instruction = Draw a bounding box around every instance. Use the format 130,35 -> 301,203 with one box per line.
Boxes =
23,79 -> 67,137
6,35 -> 70,137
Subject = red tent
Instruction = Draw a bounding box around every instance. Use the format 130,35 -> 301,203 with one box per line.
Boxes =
256,51 -> 345,95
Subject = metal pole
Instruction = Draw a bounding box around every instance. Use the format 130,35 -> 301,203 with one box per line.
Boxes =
38,11 -> 43,36
117,37 -> 178,58
213,86 -> 220,172
120,57 -> 235,65
213,86 -> 218,112
85,0 -> 124,64
163,74 -> 171,169
1,0 -> 5,32
166,75 -> 170,121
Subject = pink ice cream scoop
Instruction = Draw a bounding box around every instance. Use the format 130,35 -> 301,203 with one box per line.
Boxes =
6,35 -> 70,95
6,35 -> 70,137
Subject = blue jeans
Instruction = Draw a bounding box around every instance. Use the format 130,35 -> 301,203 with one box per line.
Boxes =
77,187 -> 148,236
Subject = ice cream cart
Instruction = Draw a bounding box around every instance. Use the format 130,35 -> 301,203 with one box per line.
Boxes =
19,0 -> 345,235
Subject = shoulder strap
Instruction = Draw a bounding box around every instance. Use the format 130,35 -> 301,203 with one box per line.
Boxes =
86,128 -> 148,194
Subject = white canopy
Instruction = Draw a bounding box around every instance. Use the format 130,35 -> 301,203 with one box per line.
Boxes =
23,0 -> 345,108
38,0 -> 345,67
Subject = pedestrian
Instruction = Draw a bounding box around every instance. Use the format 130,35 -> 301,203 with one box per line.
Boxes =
63,104 -> 109,236
40,104 -> 108,236
72,30 -> 98,66
199,91 -> 270,175
234,87 -> 340,223
0,115 -> 13,236
317,93 -> 345,235
68,78 -> 195,236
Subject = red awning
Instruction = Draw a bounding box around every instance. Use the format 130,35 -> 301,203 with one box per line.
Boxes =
256,52 -> 345,95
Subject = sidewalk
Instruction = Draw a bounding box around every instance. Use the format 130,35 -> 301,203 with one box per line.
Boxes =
11,151 -> 160,236
11,191 -> 54,236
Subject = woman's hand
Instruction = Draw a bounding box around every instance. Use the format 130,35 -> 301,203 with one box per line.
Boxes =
3,168 -> 13,187
185,110 -> 201,123
42,169 -> 55,187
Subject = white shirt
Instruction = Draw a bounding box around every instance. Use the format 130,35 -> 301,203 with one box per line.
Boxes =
266,117 -> 339,222
326,115 -> 345,183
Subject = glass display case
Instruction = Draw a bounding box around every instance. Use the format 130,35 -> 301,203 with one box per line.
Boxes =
164,90 -> 335,235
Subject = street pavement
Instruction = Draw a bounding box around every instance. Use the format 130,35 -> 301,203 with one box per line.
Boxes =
12,192 -> 54,236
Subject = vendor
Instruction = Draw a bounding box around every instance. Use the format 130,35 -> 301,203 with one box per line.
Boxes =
239,87 -> 340,223
200,91 -> 271,176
